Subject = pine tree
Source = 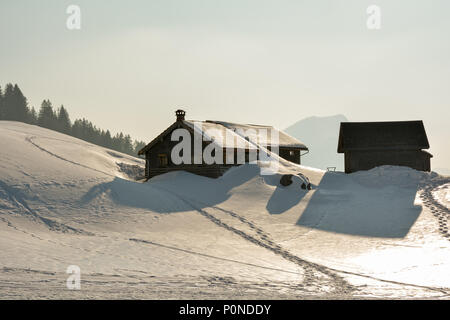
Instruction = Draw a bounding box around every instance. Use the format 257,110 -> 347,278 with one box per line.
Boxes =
56,105 -> 71,134
12,84 -> 29,122
103,130 -> 113,149
71,119 -> 83,139
28,107 -> 38,124
133,140 -> 146,155
2,84 -> 29,121
38,100 -> 57,130
2,83 -> 14,120
122,134 -> 134,155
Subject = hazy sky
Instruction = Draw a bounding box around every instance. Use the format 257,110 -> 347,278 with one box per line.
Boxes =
1,0 -> 449,170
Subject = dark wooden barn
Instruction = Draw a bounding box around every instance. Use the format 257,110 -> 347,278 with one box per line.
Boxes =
138,110 -> 309,179
337,120 -> 432,173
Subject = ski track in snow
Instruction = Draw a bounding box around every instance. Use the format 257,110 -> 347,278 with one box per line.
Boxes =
188,199 -> 354,295
128,238 -> 301,276
25,136 -> 115,178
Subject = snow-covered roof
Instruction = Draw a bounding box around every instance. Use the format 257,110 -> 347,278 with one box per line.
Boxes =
206,121 -> 308,150
138,118 -> 308,155
183,120 -> 258,150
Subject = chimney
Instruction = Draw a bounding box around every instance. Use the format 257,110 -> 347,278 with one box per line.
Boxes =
175,109 -> 186,121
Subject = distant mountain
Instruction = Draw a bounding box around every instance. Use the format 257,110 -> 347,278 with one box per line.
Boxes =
284,115 -> 348,171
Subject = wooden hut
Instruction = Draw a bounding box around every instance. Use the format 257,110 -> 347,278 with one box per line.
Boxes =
138,110 -> 308,179
337,120 -> 432,173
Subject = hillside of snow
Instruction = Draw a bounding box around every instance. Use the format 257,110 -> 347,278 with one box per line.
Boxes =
0,121 -> 449,299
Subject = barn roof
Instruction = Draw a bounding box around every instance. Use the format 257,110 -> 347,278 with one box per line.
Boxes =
137,120 -> 258,155
207,121 -> 308,150
337,120 -> 430,153
183,120 -> 258,150
138,118 -> 308,155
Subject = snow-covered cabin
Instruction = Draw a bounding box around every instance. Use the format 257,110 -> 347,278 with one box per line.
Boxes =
138,110 -> 309,179
337,120 -> 432,173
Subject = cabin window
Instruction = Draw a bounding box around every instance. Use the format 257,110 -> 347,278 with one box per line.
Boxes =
289,150 -> 295,156
158,154 -> 168,167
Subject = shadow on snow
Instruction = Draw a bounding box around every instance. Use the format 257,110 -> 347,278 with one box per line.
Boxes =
79,164 -> 264,214
296,171 -> 422,238
79,164 -> 423,238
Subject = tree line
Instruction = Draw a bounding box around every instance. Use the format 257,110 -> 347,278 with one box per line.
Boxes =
0,83 -> 146,156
